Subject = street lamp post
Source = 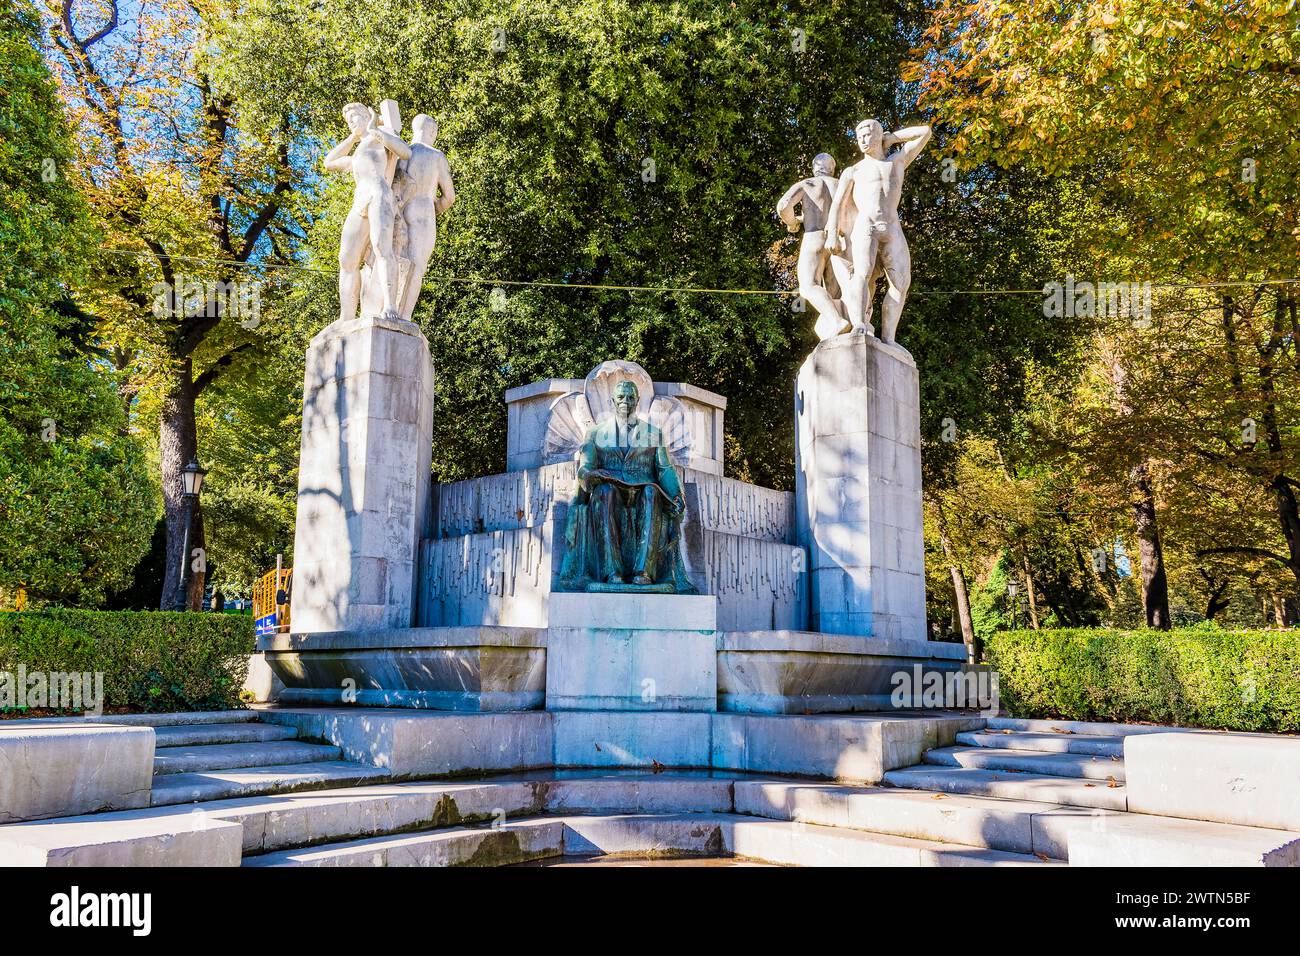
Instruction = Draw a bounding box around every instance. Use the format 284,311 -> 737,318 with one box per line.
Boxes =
1007,578 -> 1019,631
171,457 -> 207,612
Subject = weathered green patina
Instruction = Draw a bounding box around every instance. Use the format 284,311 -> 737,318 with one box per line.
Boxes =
558,380 -> 696,593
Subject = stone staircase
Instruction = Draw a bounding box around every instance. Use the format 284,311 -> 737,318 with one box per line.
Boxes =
885,718 -> 1129,812
0,772 -> 1057,867
2,712 -> 1297,867
146,711 -> 387,807
880,716 -> 1300,865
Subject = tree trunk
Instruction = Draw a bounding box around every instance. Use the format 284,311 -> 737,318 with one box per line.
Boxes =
1257,293 -> 1300,596
1103,342 -> 1172,629
934,499 -> 978,662
158,359 -> 206,610
948,562 -> 977,663
1130,461 -> 1171,628
1268,473 -> 1300,596
1198,570 -> 1230,621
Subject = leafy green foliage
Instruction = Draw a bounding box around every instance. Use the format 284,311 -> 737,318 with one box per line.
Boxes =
988,628 -> 1300,732
0,1 -> 157,607
0,608 -> 254,712
910,1 -> 1300,629
910,0 -> 1300,281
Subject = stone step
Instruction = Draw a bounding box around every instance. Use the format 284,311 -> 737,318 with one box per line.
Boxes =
733,779 -> 1120,860
957,730 -> 1124,757
7,773 -> 1286,867
153,740 -> 342,776
153,723 -> 298,748
212,773 -> 739,855
925,745 -> 1126,782
0,805 -> 243,866
245,812 -> 1057,868
244,818 -> 564,867
724,815 -> 1058,867
764,773 -> 1299,867
0,710 -> 260,729
150,761 -> 389,806
0,771 -> 743,858
1066,813 -> 1300,867
984,716 -> 1215,738
884,766 -> 1127,811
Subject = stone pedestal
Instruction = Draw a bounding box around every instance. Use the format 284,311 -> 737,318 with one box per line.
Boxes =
545,593 -> 717,711
795,334 -> 926,639
291,314 -> 434,633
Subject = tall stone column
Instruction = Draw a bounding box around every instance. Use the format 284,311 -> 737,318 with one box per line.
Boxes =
794,334 -> 926,639
290,314 -> 434,633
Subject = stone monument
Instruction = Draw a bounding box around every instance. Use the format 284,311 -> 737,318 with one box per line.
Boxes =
270,352 -> 960,716
270,113 -> 957,724
537,362 -> 710,710
290,99 -> 452,633
784,119 -> 931,639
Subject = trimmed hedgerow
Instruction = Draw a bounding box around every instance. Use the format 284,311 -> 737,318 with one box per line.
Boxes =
0,608 -> 254,713
986,628 -> 1300,733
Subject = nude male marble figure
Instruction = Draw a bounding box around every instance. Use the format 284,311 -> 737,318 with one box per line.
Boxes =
777,153 -> 854,341
393,114 -> 456,321
824,120 -> 932,344
325,101 -> 412,322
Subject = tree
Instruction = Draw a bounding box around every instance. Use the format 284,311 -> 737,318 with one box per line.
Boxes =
40,0 -> 309,607
0,0 -> 156,607
909,0 -> 1300,621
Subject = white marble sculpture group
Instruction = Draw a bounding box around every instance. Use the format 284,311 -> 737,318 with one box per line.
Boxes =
325,101 -> 927,349
778,120 -> 932,343
326,99 -> 456,324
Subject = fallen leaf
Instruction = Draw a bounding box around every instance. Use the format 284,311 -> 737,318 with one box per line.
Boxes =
1106,777 -> 1120,789
932,793 -> 948,800
1083,783 -> 1096,788
1034,852 -> 1050,862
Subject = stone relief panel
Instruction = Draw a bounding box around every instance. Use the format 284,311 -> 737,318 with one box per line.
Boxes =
433,463 -> 577,538
416,524 -> 554,627
689,473 -> 796,544
703,531 -> 808,631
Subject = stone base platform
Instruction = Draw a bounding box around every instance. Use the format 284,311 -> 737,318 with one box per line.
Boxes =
256,706 -> 982,783
6,713 -> 1298,867
260,624 -> 970,716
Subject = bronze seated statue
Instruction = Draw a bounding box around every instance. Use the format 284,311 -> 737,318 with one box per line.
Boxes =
557,379 -> 696,593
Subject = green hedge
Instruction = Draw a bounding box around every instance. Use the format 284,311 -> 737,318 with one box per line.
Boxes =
987,628 -> 1300,733
0,609 -> 255,713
